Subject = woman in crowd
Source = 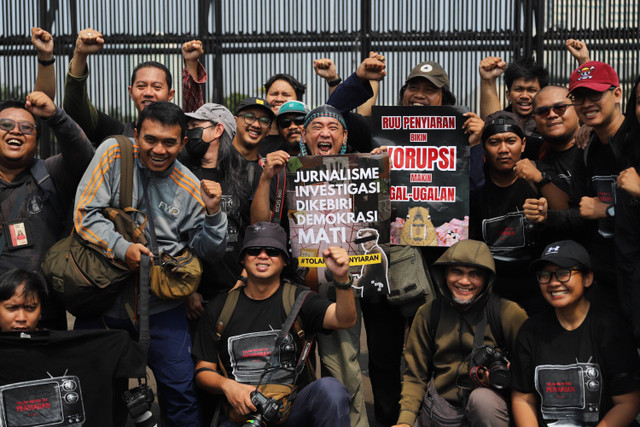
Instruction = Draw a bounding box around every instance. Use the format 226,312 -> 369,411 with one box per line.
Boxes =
0,269 -> 47,332
511,240 -> 640,426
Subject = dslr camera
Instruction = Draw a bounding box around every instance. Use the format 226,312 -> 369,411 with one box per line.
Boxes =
123,382 -> 157,427
470,345 -> 510,389
242,390 -> 282,427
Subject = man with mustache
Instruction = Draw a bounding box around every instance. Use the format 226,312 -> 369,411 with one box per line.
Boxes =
275,100 -> 309,156
73,101 -> 228,426
63,27 -> 195,145
519,85 -> 592,244
470,111 -> 544,315
250,105 -> 371,427
568,61 -> 625,311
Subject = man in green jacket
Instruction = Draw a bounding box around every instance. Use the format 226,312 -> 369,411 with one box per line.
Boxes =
394,239 -> 528,427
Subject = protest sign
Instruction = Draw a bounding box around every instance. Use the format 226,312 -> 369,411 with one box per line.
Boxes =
285,154 -> 390,295
371,105 -> 470,246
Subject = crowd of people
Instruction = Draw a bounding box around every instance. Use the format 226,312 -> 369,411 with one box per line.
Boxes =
0,25 -> 639,427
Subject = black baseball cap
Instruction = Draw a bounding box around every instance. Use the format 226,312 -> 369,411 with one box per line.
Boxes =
530,240 -> 592,271
235,97 -> 275,119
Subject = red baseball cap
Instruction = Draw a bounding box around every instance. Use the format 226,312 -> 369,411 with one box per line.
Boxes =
569,61 -> 619,93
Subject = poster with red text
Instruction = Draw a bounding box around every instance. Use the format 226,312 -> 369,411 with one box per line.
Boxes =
371,106 -> 469,246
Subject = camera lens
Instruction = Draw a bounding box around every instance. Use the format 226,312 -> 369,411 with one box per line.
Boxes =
133,411 -> 158,427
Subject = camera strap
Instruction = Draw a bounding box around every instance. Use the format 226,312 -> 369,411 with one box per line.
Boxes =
138,254 -> 151,348
271,169 -> 287,224
257,288 -> 313,386
472,310 -> 488,352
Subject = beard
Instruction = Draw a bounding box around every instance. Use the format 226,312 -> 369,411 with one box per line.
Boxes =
452,294 -> 478,306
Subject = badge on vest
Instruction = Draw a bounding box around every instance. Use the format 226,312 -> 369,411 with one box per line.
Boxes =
3,220 -> 32,250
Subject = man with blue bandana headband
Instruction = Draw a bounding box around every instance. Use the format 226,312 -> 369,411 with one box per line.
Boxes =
250,104 -> 373,427
298,104 -> 349,156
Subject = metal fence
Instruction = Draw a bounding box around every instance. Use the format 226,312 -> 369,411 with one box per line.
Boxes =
1,0 -> 639,154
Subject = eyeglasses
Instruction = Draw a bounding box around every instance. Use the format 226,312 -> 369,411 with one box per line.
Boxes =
570,88 -> 614,105
238,113 -> 272,128
533,103 -> 574,117
245,247 -> 282,257
277,115 -> 306,128
536,269 -> 581,284
0,118 -> 36,135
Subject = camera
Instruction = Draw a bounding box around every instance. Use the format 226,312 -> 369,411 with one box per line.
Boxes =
470,345 -> 510,389
123,383 -> 157,427
242,390 -> 282,427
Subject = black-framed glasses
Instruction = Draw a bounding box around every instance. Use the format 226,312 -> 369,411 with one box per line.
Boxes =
237,112 -> 272,128
570,88 -> 614,105
245,247 -> 281,257
0,118 -> 36,135
533,103 -> 574,117
536,269 -> 581,284
277,115 -> 306,128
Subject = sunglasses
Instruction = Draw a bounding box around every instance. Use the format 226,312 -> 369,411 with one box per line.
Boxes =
570,87 -> 614,105
533,103 -> 574,117
536,269 -> 581,284
0,118 -> 37,135
245,247 -> 282,257
277,115 -> 306,128
238,112 -> 272,128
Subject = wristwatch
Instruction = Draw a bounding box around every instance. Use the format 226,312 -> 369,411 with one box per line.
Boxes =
38,57 -> 55,66
327,77 -> 342,87
333,276 -> 353,290
605,204 -> 615,218
535,170 -> 552,188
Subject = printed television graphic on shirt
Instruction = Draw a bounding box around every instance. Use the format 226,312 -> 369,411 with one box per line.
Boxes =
285,154 -> 390,291
0,375 -> 86,426
228,330 -> 298,385
534,362 -> 602,424
371,106 -> 470,247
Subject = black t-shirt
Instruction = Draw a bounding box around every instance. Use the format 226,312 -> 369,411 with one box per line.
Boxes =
472,176 -> 539,264
179,156 -> 263,297
586,137 -> 618,238
471,175 -> 540,301
511,304 -> 640,426
539,145 -> 589,205
537,145 -> 595,246
193,283 -> 331,385
0,329 -> 146,427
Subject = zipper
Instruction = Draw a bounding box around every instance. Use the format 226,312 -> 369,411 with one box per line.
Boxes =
389,250 -> 415,266
67,251 -> 93,287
